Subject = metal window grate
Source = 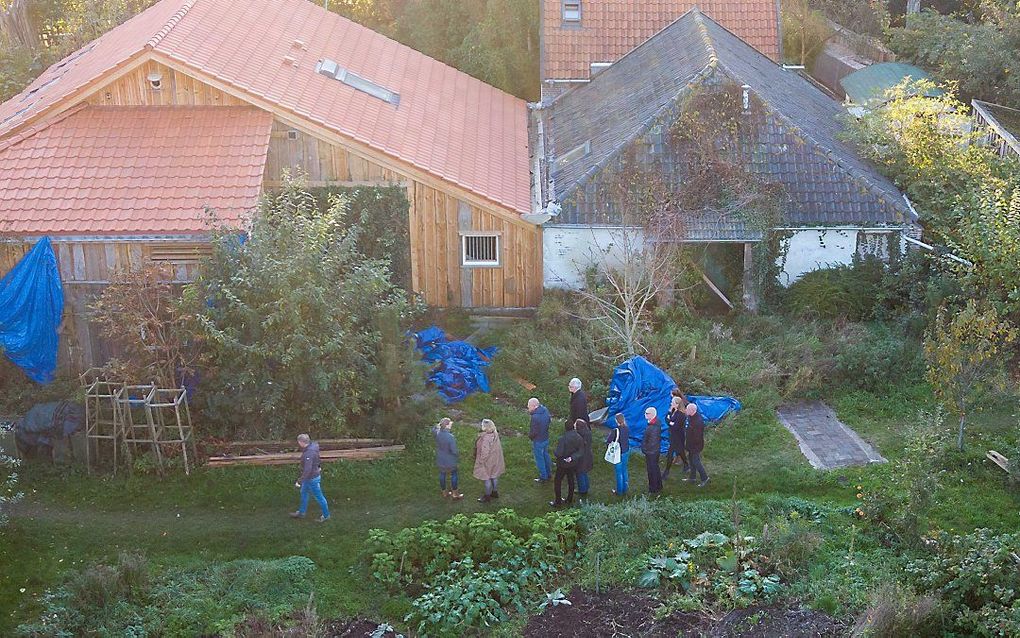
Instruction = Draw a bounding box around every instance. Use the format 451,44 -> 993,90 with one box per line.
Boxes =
462,234 -> 500,267
315,58 -> 400,107
563,1 -> 581,22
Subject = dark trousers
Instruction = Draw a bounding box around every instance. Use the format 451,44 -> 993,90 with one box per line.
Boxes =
663,446 -> 689,477
554,465 -> 576,503
645,452 -> 662,493
439,468 -> 458,490
688,451 -> 708,482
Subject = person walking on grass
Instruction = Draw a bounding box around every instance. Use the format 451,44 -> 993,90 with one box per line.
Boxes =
434,418 -> 464,500
685,402 -> 710,487
662,395 -> 690,481
527,398 -> 552,483
567,377 -> 589,429
608,413 -> 631,496
550,419 -> 584,507
473,419 -> 505,503
575,418 -> 593,499
290,434 -> 330,522
642,407 -> 663,495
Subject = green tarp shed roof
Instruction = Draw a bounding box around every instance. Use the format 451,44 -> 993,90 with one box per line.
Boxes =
840,62 -> 942,105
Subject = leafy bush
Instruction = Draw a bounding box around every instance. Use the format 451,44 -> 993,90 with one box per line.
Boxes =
854,582 -> 943,638
760,511 -> 824,580
638,531 -> 782,610
833,323 -> 924,393
17,554 -> 316,637
581,498 -> 733,587
188,176 -> 420,439
782,259 -> 884,321
363,509 -> 581,636
907,529 -> 1020,637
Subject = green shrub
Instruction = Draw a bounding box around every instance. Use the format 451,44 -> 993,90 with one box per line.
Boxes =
907,529 -> 1020,637
760,511 -> 824,580
854,583 -> 943,638
782,259 -> 884,321
17,555 -> 316,637
833,323 -> 924,393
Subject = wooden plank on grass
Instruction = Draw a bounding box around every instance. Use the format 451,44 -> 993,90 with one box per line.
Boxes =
207,445 -> 405,467
987,450 -> 1009,473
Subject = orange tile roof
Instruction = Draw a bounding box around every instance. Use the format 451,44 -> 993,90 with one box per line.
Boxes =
0,106 -> 273,235
542,0 -> 780,80
0,0 -> 532,215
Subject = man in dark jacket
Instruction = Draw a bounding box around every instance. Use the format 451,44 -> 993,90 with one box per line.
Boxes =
684,403 -> 710,487
567,378 -> 589,429
662,395 -> 690,481
290,434 -> 330,522
527,398 -> 552,482
641,407 -> 663,494
574,418 -> 593,498
550,421 -> 584,507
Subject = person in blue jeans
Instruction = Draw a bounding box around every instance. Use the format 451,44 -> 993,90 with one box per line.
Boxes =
574,418 -> 593,498
434,417 -> 464,499
290,434 -> 330,522
608,413 -> 631,495
527,398 -> 552,482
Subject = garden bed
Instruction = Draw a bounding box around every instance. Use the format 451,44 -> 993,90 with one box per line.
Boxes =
523,589 -> 848,637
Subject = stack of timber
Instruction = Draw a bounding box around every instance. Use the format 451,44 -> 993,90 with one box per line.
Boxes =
207,438 -> 403,467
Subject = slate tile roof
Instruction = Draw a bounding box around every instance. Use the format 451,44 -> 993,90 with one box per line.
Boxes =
542,0 -> 780,81
539,10 -> 911,240
0,0 -> 531,215
0,106 -> 273,235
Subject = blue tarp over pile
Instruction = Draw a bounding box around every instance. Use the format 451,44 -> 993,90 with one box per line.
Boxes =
0,238 -> 64,383
604,356 -> 741,452
415,326 -> 497,403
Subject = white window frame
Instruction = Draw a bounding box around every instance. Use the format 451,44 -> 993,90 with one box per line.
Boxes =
562,1 -> 581,23
461,232 -> 501,268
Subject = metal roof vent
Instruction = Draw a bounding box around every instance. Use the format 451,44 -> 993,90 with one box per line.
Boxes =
556,140 -> 591,168
315,58 -> 400,107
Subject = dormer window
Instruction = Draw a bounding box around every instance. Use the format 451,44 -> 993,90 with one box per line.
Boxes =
563,1 -> 581,23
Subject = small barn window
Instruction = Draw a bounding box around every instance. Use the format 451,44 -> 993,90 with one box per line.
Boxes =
556,140 -> 591,168
563,1 -> 581,22
461,234 -> 500,267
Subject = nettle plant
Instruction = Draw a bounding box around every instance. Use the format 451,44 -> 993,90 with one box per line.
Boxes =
638,531 -> 781,609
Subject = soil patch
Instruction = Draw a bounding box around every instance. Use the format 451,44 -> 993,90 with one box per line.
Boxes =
523,589 -> 848,637
322,618 -> 399,637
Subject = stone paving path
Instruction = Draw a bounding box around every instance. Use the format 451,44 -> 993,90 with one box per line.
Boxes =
776,401 -> 886,470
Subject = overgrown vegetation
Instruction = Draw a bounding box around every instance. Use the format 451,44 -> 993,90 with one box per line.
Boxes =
15,553 -> 317,637
188,176 -> 421,439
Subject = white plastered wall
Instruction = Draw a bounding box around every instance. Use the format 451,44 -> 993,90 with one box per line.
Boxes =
778,228 -> 866,286
542,225 -> 645,289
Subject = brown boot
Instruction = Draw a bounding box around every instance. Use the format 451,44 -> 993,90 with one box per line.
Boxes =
450,491 -> 465,500
441,490 -> 451,498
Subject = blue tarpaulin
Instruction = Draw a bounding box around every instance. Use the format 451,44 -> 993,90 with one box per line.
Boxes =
415,326 -> 497,403
603,356 -> 741,453
0,238 -> 64,383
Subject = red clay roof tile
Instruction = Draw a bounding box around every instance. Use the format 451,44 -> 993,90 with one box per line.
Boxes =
542,0 -> 780,80
0,106 -> 272,235
0,0 -> 531,216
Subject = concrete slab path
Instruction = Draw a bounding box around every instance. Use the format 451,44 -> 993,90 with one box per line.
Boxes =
776,401 -> 886,470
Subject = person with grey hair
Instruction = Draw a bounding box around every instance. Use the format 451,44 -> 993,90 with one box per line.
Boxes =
434,418 -> 464,499
527,398 -> 552,482
641,407 -> 663,495
473,419 -> 505,502
289,433 -> 330,522
566,377 -> 589,431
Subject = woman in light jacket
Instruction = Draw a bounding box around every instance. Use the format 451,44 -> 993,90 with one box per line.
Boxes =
473,419 -> 506,503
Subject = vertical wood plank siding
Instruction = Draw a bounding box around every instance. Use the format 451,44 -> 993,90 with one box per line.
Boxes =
86,60 -> 246,106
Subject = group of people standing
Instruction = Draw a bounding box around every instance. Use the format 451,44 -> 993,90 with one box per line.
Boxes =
432,379 -> 710,506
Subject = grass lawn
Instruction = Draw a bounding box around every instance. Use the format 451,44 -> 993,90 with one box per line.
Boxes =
2,334 -> 1018,633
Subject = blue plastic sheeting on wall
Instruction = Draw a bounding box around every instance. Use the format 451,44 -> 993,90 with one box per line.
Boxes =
687,395 -> 742,423
604,356 -> 676,453
414,326 -> 498,403
0,238 -> 64,383
603,357 -> 743,453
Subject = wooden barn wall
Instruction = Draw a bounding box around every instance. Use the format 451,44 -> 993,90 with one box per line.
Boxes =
85,60 -> 245,107
0,241 -> 202,375
264,120 -> 542,309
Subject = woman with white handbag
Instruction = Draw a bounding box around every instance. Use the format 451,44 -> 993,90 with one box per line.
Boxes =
606,413 -> 630,495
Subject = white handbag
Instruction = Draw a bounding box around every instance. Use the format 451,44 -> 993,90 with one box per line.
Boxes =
605,430 -> 622,464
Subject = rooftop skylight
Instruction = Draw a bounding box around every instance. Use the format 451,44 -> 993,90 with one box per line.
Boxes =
315,59 -> 400,107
